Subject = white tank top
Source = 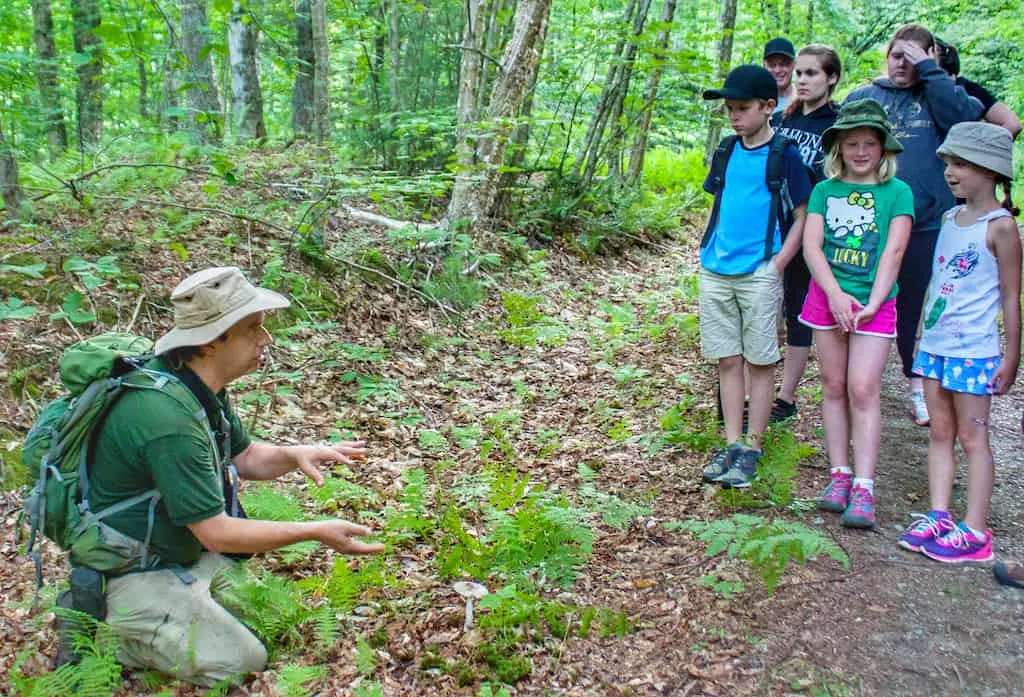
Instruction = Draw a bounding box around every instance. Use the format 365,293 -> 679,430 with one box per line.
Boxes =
918,206 -> 1012,358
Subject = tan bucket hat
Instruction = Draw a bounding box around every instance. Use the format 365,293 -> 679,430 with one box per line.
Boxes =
936,121 -> 1014,180
154,267 -> 290,355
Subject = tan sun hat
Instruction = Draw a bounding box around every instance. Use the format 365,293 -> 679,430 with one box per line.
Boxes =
936,121 -> 1014,180
154,267 -> 290,355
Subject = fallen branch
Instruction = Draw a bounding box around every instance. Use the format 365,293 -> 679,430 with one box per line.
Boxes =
342,203 -> 442,232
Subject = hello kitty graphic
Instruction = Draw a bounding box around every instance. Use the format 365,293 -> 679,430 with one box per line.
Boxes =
923,243 -> 980,331
826,192 -> 879,246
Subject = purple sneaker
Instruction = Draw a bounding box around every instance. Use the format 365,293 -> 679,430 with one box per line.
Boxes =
921,524 -> 993,564
818,472 -> 852,512
898,511 -> 954,552
840,486 -> 875,528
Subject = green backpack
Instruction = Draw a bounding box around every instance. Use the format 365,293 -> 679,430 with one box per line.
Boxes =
22,333 -> 210,583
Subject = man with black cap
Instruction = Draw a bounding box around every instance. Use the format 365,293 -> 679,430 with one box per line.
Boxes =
764,37 -> 797,114
70,267 -> 385,685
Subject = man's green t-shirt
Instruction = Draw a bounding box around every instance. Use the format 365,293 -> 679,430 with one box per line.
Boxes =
88,357 -> 251,567
808,178 -> 915,305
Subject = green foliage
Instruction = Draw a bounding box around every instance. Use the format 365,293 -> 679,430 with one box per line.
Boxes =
577,463 -> 651,530
657,397 -> 722,453
241,483 -> 304,521
355,636 -> 377,677
9,622 -> 121,697
671,514 -> 849,596
497,292 -> 570,348
215,569 -> 318,654
276,664 -> 327,697
641,148 -> 708,195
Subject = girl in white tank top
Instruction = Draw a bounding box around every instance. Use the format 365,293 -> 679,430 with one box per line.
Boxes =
899,122 -> 1021,565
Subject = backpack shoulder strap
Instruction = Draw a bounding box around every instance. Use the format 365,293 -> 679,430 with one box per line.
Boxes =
702,135 -> 740,249
763,133 -> 796,261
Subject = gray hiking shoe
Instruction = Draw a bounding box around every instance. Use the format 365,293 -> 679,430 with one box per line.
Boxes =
702,446 -> 736,483
715,447 -> 761,488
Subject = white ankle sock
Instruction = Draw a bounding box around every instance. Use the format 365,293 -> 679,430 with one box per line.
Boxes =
853,477 -> 874,494
831,466 -> 852,476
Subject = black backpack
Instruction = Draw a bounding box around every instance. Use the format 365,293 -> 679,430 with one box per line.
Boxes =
701,133 -> 797,262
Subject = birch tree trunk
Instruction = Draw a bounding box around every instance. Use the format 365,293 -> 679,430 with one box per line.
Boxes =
32,0 -> 67,159
0,121 -> 23,223
446,0 -> 552,229
703,0 -> 737,166
449,0 -> 490,218
71,0 -> 103,149
181,0 -> 222,143
626,0 -> 677,184
311,0 -> 331,142
228,1 -> 267,140
292,0 -> 314,136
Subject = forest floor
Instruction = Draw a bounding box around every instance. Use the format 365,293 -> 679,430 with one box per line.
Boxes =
1,187 -> 1024,697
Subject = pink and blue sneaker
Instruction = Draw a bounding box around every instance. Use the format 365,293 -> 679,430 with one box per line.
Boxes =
840,486 -> 875,528
818,472 -> 852,512
897,510 -> 954,552
921,523 -> 993,564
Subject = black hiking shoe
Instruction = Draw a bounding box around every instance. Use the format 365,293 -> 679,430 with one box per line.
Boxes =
770,398 -> 798,422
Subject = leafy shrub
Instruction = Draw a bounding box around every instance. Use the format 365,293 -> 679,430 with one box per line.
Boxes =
641,147 -> 708,195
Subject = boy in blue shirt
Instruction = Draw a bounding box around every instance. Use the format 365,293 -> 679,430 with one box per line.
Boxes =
699,65 -> 812,487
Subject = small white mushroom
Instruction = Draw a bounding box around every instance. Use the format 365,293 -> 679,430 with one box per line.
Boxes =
453,581 -> 488,632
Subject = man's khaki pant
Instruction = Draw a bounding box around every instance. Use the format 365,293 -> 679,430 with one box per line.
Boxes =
104,553 -> 267,686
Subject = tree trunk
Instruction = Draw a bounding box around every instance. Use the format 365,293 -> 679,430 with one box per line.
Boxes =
70,0 -> 103,149
451,0 -> 490,204
575,0 -> 652,188
626,0 -> 677,184
228,1 -> 267,140
138,56 -> 149,119
180,0 -> 222,143
446,0 -> 552,228
703,0 -> 737,167
31,0 -> 67,159
0,121 -> 23,223
386,0 -> 400,165
311,0 -> 331,142
783,0 -> 792,34
806,0 -> 814,42
604,0 -> 653,183
292,0 -> 314,136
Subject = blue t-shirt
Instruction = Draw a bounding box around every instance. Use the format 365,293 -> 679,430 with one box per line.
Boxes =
701,139 -> 811,275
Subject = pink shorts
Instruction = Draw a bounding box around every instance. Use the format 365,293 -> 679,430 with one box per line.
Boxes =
798,279 -> 897,337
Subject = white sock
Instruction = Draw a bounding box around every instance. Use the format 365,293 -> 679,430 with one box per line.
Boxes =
853,477 -> 874,494
831,466 -> 852,476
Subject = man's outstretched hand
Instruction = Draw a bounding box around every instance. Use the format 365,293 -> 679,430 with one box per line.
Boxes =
317,520 -> 385,555
292,441 -> 367,486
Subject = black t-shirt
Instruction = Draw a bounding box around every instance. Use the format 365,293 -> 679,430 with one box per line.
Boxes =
956,76 -> 998,113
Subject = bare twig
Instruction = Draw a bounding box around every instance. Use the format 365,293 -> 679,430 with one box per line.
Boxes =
443,43 -> 504,71
125,294 -> 146,334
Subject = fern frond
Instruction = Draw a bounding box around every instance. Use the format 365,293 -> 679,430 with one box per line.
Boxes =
277,663 -> 327,697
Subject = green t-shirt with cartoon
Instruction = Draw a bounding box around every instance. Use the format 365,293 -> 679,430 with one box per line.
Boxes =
808,178 -> 915,305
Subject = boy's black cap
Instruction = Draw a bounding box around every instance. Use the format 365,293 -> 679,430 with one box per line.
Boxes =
764,37 -> 796,60
703,65 -> 778,101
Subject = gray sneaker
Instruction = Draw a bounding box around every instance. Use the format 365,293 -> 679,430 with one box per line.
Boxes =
715,447 -> 761,488
701,447 -> 733,483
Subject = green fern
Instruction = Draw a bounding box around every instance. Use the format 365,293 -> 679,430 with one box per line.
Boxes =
216,570 -> 314,653
13,622 -> 122,697
311,605 -> 340,651
355,636 -> 377,677
577,463 -> 651,530
323,557 -> 385,612
671,514 -> 849,595
276,664 -> 327,697
241,483 -> 304,521
353,680 -> 384,697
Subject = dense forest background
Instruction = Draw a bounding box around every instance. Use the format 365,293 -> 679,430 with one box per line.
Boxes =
1,0 -> 1022,236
